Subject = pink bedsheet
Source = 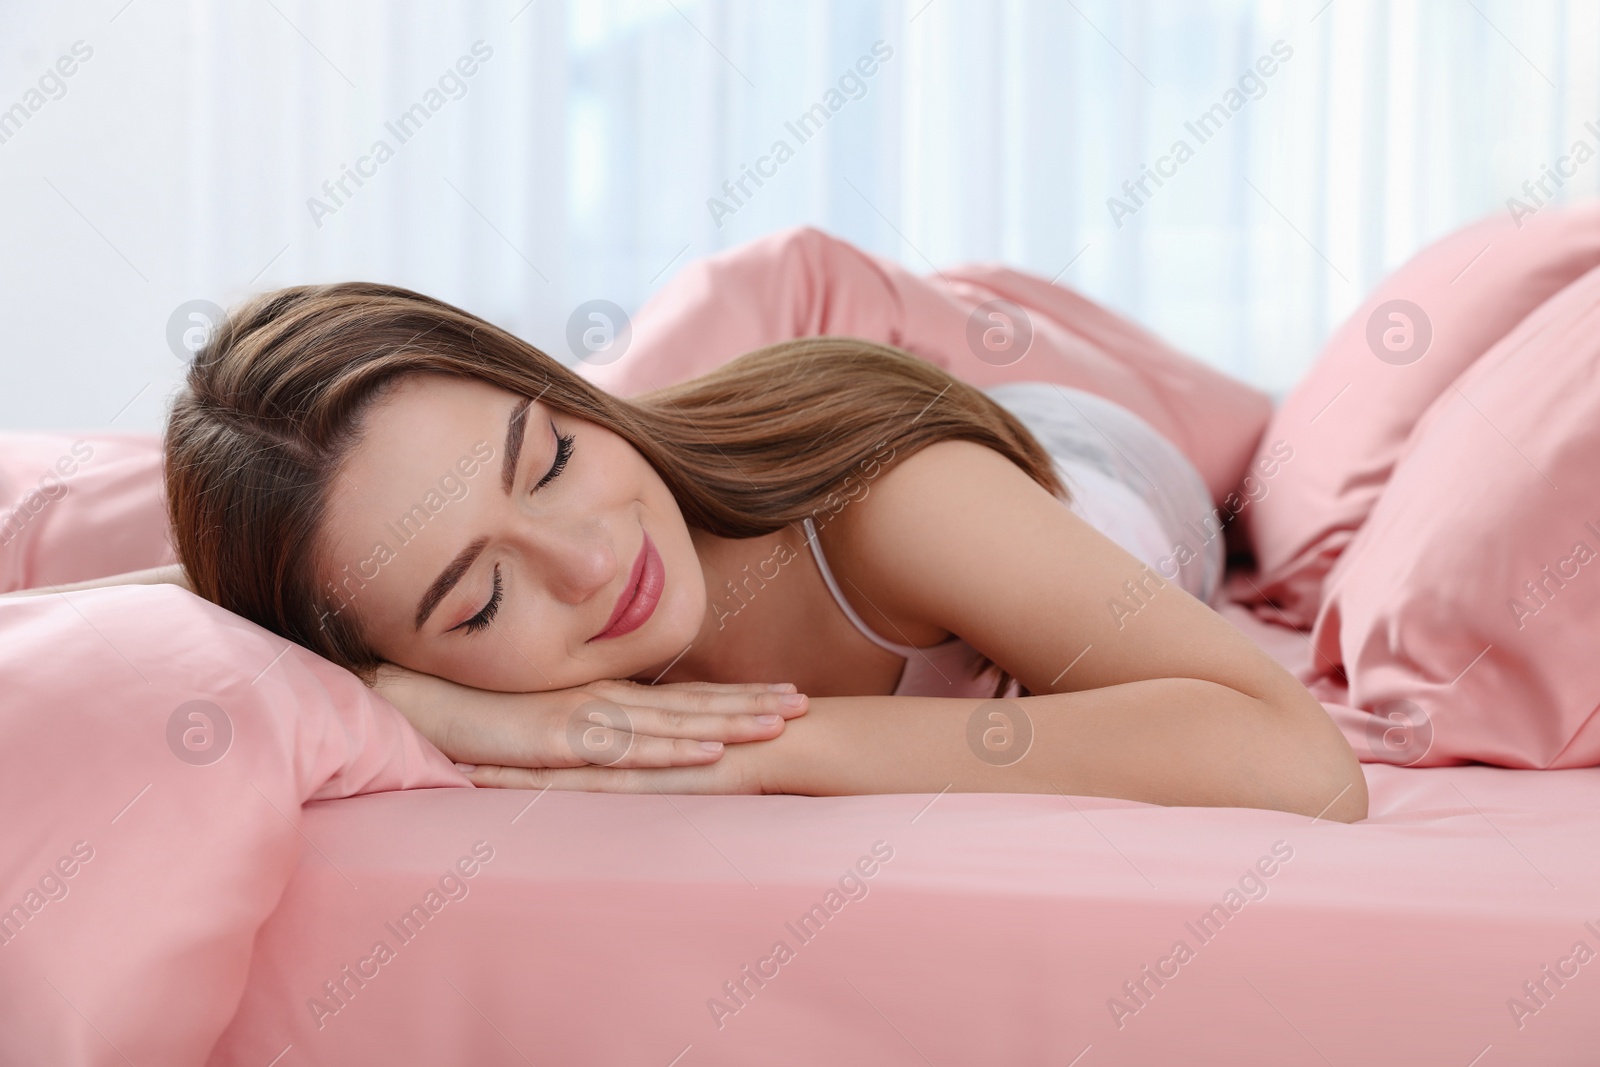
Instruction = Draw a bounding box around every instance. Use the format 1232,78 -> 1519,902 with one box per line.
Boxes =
207,595 -> 1600,1063
211,740 -> 1600,1064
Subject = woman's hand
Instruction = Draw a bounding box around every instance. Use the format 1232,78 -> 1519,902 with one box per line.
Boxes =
371,664 -> 807,773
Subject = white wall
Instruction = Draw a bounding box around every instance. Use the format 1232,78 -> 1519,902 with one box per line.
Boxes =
1,0 -> 1596,433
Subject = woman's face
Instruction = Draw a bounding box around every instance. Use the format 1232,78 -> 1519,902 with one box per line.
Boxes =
320,373 -> 707,691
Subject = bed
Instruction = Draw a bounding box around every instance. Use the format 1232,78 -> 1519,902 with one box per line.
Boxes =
209,604 -> 1600,1065
5,216 -> 1600,1065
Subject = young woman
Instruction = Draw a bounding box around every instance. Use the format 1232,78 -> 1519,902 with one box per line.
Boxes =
70,281 -> 1366,821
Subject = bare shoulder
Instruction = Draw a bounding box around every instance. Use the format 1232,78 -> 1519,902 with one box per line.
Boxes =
821,436 -> 1302,702
816,438 -> 1048,646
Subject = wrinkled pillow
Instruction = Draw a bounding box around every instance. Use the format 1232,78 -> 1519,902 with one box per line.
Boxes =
0,584 -> 467,1067
578,225 -> 1272,507
1239,201 -> 1600,627
1310,261 -> 1600,768
0,431 -> 174,593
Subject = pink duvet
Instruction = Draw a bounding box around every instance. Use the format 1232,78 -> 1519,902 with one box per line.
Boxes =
5,215 -> 1600,1065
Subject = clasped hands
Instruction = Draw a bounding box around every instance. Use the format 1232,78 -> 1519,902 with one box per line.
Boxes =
373,665 -> 808,794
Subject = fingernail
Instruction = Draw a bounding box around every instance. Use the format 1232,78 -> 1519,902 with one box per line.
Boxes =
700,741 -> 724,752
767,682 -> 796,692
454,763 -> 477,773
781,694 -> 806,708
755,714 -> 781,725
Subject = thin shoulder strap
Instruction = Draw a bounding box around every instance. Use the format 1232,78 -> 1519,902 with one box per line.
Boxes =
801,517 -> 918,656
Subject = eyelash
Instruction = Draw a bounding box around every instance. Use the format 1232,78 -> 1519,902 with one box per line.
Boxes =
459,564 -> 502,634
456,429 -> 576,635
537,431 -> 576,490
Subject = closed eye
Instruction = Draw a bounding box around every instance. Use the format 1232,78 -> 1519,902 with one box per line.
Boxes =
537,426 -> 575,490
452,426 -> 574,637
455,562 -> 502,634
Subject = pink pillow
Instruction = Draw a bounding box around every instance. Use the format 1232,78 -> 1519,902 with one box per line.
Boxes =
1239,201 -> 1600,627
0,584 -> 466,1066
0,432 -> 175,593
1310,261 -> 1600,767
578,226 -> 1271,507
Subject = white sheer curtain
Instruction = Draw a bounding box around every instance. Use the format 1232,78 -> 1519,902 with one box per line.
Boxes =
564,0 -> 1599,396
1,0 -> 1595,431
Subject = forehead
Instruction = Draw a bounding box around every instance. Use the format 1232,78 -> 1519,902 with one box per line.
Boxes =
342,377 -> 509,483
320,374 -> 520,573
361,373 -> 513,439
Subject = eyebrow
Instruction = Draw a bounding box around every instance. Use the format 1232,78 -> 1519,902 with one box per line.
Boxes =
413,396 -> 533,631
501,396 -> 533,494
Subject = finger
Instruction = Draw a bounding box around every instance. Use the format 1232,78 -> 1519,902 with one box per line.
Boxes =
594,733 -> 739,769
617,706 -> 788,744
468,763 -> 652,793
594,679 -> 809,718
561,719 -> 732,769
655,680 -> 798,694
559,711 -> 720,769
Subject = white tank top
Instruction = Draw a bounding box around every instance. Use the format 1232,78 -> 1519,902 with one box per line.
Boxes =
802,381 -> 1223,698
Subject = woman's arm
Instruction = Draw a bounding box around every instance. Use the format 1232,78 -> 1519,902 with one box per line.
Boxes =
462,685 -> 1365,822
0,563 -> 191,598
765,685 -> 1364,820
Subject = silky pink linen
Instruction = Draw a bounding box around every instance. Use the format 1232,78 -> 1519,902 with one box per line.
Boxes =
1299,262 -> 1600,769
207,763 -> 1600,1066
0,585 -> 466,1067
578,226 -> 1272,507
0,431 -> 175,593
1239,201 -> 1600,627
206,597 -> 1600,1064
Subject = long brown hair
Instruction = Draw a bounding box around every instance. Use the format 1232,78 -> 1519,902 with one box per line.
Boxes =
165,282 -> 1066,697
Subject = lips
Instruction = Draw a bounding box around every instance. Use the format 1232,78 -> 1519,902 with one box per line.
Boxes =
591,530 -> 663,641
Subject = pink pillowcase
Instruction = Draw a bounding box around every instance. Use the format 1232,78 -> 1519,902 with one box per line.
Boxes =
1239,202 -> 1600,627
579,226 -> 1272,507
0,584 -> 466,1066
1310,261 -> 1600,767
0,432 -> 175,593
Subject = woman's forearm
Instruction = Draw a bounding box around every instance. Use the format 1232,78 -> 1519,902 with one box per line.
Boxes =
759,680 -> 1368,822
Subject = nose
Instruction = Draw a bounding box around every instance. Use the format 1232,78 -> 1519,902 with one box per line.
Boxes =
520,520 -> 616,605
